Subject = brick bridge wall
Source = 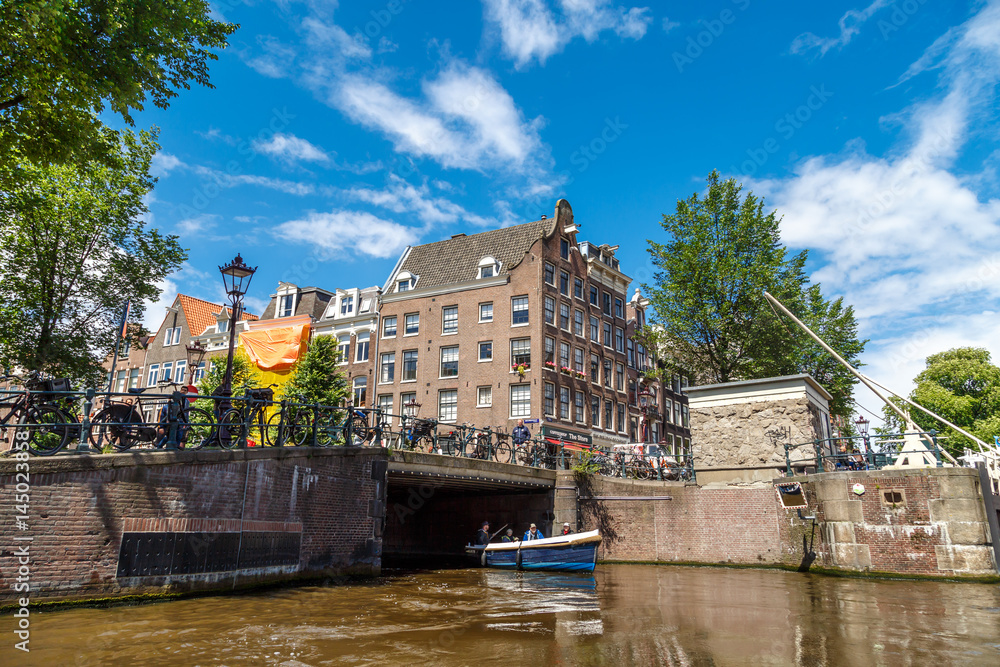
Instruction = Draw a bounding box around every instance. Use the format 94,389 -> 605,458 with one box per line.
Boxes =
0,447 -> 387,605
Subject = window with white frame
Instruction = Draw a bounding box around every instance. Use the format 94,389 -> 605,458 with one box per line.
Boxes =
615,327 -> 624,353
162,326 -> 181,347
355,333 -> 370,362
544,337 -> 554,364
589,285 -> 598,305
573,309 -> 584,336
574,348 -> 584,374
511,384 -> 531,418
511,338 -> 531,367
404,312 -> 419,335
616,362 -> 625,391
401,392 -> 416,415
442,306 -> 458,334
479,341 -> 493,361
682,405 -> 689,428
559,270 -> 569,296
559,302 -> 570,330
575,391 -> 585,423
402,350 -> 418,381
353,377 -> 367,407
440,346 -> 459,377
383,316 -> 397,337
674,401 -> 681,424
129,367 -> 142,388
439,390 -> 458,422
559,342 -> 570,369
605,399 -> 613,430
543,296 -> 555,325
604,359 -> 612,387
603,322 -> 612,348
479,302 -> 493,323
161,361 -> 173,383
174,360 -> 186,384
380,353 -> 395,383
615,297 -> 623,318
591,395 -> 600,426
511,296 -> 529,325
341,295 -> 354,315
591,353 -> 600,383
279,294 -> 295,318
617,403 -> 626,432
377,394 -> 393,422
574,277 -> 584,300
544,262 -> 555,285
218,318 -> 228,334
477,386 -> 492,407
544,382 -> 555,415
337,335 -> 351,363
478,256 -> 499,279
590,315 -> 599,342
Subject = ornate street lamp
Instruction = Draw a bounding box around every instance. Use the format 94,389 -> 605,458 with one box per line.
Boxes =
185,341 -> 207,387
403,398 -> 422,419
855,416 -> 870,436
217,254 -> 256,408
637,388 -> 656,443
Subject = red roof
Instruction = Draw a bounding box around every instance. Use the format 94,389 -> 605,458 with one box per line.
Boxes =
175,294 -> 258,338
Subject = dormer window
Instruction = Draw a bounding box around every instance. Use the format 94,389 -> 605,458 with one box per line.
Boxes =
278,294 -> 295,317
478,256 -> 500,279
341,295 -> 354,316
396,271 -> 416,292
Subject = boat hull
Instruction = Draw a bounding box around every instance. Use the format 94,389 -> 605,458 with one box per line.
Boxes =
467,530 -> 601,573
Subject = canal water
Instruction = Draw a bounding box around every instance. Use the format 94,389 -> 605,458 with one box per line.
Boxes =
10,564 -> 1000,666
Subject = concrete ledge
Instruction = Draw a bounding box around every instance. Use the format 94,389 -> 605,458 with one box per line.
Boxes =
823,500 -> 863,523
945,521 -> 989,545
827,521 -> 857,543
831,543 -> 872,569
936,475 -> 982,499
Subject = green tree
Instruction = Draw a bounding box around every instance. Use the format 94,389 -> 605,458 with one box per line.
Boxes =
282,336 -> 350,407
0,129 -> 186,384
644,170 -> 865,419
0,0 -> 237,166
881,348 -> 1000,458
197,349 -> 261,398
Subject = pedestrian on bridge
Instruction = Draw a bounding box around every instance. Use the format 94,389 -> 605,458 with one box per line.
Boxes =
512,420 -> 531,447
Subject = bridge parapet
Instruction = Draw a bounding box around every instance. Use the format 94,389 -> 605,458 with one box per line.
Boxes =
388,450 -> 556,492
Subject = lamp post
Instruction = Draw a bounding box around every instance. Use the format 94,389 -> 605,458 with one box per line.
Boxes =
403,398 -> 422,419
185,341 -> 207,388
218,254 -> 256,411
637,388 -> 654,443
855,415 -> 871,467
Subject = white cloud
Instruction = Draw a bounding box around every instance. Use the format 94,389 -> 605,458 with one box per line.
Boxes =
340,175 -> 494,227
661,17 -> 680,34
252,133 -> 330,164
483,0 -> 653,68
176,214 -> 217,237
193,166 -> 316,195
752,3 -> 1000,400
151,152 -> 184,178
276,210 -> 419,258
334,62 -> 549,175
791,0 -> 890,57
243,35 -> 299,78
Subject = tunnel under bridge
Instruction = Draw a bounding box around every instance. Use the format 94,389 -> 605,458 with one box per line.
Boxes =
383,451 -> 561,566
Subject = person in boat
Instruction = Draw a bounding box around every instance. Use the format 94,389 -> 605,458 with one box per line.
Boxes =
523,523 -> 544,541
501,528 -> 516,543
476,521 -> 491,545
561,522 -> 572,535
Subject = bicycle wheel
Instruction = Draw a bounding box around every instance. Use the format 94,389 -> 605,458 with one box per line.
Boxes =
180,406 -> 216,450
218,409 -> 245,449
312,408 -> 338,446
493,440 -> 513,464
349,413 -> 370,443
20,406 -> 70,456
89,406 -> 140,451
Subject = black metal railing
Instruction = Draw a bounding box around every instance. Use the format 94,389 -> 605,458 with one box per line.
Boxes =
0,379 -> 695,482
783,430 -> 945,476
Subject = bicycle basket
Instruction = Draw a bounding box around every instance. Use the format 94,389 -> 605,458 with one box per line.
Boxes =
413,418 -> 437,436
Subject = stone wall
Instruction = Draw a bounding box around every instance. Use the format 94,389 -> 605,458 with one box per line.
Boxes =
691,397 -> 824,483
789,467 -> 997,576
0,447 -> 387,605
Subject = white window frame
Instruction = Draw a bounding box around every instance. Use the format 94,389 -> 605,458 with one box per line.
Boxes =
279,294 -> 296,318
382,315 -> 397,338
511,384 -> 531,418
511,296 -> 529,326
402,349 -> 418,382
479,341 -> 493,362
439,389 -> 458,422
355,334 -> 370,363
479,302 -> 493,323
439,346 -> 459,378
404,312 -> 419,336
442,305 -> 458,335
477,386 -> 492,407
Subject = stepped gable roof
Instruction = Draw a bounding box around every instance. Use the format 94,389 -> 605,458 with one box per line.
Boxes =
395,218 -> 556,289
177,294 -> 258,338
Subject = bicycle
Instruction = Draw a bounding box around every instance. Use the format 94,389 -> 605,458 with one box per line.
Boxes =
397,414 -> 438,452
90,386 -> 216,451
0,372 -> 76,456
216,384 -> 276,449
491,426 -> 514,464
264,392 -> 312,447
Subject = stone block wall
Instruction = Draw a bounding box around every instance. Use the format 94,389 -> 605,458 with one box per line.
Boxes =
0,447 -> 387,605
789,467 -> 996,576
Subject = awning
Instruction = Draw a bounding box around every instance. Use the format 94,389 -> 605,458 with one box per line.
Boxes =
240,318 -> 310,371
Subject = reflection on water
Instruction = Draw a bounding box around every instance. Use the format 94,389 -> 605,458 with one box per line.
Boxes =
9,565 -> 1000,666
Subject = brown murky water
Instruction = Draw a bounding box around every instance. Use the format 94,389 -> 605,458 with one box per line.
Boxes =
6,564 -> 1000,665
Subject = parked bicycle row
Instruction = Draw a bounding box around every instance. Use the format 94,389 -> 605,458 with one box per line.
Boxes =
0,374 -> 695,481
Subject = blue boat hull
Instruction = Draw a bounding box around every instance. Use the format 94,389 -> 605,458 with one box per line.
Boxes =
486,542 -> 598,572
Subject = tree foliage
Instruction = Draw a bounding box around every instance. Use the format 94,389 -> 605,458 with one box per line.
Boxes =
881,347 -> 1000,458
0,129 -> 186,384
0,0 -> 237,166
644,170 -> 866,419
282,336 -> 350,407
197,350 -> 260,399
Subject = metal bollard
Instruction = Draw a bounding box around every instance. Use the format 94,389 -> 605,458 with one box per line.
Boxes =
373,408 -> 383,447
164,391 -> 182,450
814,441 -> 824,473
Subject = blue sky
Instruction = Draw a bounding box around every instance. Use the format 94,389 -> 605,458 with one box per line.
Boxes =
136,0 -> 1000,423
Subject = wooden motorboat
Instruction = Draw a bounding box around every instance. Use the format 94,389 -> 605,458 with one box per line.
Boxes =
465,529 -> 602,572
